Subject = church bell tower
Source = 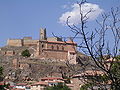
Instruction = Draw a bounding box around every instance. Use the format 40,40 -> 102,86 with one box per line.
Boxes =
40,28 -> 47,40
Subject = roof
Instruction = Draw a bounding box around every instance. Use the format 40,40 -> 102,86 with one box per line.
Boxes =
31,81 -> 48,86
47,80 -> 64,83
40,40 -> 77,45
16,83 -> 27,86
0,82 -> 5,85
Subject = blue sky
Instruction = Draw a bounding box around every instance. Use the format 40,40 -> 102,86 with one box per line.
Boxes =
0,0 -> 120,47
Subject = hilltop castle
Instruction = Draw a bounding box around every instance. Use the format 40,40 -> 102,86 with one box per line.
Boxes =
7,28 -> 77,64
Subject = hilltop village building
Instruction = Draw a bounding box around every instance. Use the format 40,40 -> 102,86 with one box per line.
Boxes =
7,28 -> 77,64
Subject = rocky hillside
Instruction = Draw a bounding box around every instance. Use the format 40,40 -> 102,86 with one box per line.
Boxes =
0,46 -> 81,83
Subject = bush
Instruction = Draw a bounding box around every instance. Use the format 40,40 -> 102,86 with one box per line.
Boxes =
0,66 -> 3,81
80,83 -> 92,90
21,49 -> 31,57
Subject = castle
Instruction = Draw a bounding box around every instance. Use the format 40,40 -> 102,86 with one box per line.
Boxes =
7,28 -> 77,64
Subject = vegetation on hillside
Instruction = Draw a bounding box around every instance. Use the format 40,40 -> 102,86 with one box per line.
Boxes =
21,49 -> 31,57
0,66 -> 3,81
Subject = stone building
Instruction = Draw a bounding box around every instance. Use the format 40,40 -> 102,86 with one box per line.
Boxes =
7,28 -> 77,64
7,37 -> 38,47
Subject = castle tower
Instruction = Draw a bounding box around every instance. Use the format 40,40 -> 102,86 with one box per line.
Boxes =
40,28 -> 47,40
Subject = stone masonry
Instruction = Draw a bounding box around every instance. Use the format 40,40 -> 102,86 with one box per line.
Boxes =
7,28 -> 77,64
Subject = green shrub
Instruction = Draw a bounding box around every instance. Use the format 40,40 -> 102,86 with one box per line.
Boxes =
21,49 -> 31,57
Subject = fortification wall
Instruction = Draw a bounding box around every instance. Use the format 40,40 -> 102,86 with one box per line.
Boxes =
23,40 -> 38,46
7,39 -> 23,46
7,38 -> 38,47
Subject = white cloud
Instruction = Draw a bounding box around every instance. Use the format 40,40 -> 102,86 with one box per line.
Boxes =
59,3 -> 103,25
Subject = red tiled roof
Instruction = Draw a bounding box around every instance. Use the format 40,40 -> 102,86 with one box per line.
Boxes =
31,81 -> 48,86
41,40 -> 77,45
0,83 -> 4,85
47,80 -> 64,83
0,81 -> 5,85
9,85 -> 15,87
16,83 -> 27,86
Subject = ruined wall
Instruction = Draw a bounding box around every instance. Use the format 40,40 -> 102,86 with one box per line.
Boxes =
19,63 -> 30,69
5,50 -> 15,56
23,40 -> 38,46
7,39 -> 23,46
13,59 -> 19,69
7,38 -> 38,47
68,51 -> 77,64
6,29 -> 77,64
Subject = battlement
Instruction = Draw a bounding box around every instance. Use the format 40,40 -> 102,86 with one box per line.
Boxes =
7,28 -> 63,47
7,37 -> 38,47
7,39 -> 23,46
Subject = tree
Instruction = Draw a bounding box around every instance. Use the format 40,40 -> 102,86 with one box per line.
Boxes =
45,83 -> 71,90
0,66 -> 3,81
0,83 -> 10,90
0,66 -> 3,77
66,0 -> 120,89
21,49 -> 31,57
0,66 -> 9,90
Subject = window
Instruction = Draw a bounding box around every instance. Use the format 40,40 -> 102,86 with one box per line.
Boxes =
42,44 -> 44,48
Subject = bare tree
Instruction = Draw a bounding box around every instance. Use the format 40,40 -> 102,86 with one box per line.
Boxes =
67,0 -> 120,89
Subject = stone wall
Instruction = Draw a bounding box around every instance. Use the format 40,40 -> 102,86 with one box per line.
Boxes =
12,59 -> 19,69
7,39 -> 23,46
23,39 -> 38,46
7,38 -> 38,47
47,37 -> 62,41
36,40 -> 77,63
6,29 -> 77,64
43,50 -> 68,60
5,50 -> 15,56
68,51 -> 77,64
19,63 -> 30,69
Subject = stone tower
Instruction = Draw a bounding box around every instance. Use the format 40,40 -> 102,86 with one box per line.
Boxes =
40,28 -> 47,40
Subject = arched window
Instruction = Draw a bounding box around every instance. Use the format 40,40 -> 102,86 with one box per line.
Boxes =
42,44 -> 44,48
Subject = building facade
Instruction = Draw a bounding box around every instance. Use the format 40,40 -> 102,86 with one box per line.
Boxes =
7,28 -> 77,64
